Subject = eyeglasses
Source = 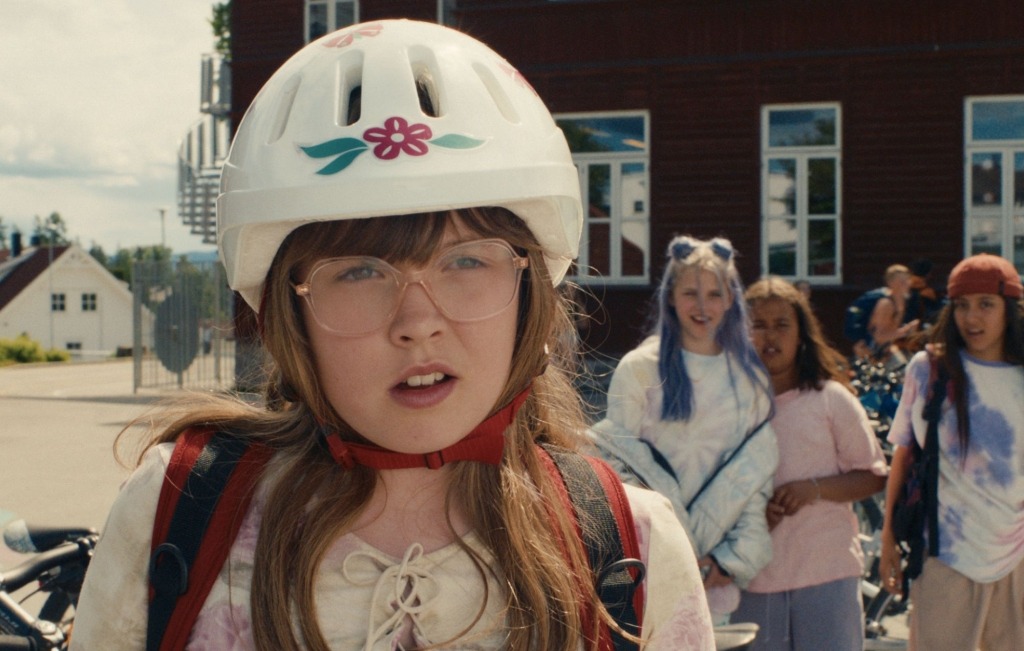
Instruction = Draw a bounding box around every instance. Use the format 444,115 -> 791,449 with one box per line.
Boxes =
294,239 -> 529,336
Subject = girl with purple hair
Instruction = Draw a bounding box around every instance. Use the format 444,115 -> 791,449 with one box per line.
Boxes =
590,235 -> 777,624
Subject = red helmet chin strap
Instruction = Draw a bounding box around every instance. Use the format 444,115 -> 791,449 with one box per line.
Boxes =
324,386 -> 531,470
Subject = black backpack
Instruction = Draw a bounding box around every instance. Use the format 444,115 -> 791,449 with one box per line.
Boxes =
843,287 -> 888,344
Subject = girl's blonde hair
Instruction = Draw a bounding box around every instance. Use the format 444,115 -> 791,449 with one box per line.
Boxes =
744,276 -> 852,393
130,208 -> 618,650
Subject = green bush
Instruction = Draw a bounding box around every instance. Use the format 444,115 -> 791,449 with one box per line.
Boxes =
0,334 -> 69,365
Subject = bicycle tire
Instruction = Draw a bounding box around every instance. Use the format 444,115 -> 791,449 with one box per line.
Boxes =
863,588 -> 908,650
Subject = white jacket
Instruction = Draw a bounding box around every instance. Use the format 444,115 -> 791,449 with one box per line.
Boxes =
588,337 -> 778,587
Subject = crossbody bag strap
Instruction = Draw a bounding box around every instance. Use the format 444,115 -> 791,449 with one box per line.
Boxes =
686,417 -> 770,512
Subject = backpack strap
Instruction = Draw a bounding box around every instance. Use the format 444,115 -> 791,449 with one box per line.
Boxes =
923,357 -> 949,559
538,444 -> 645,651
147,429 -> 273,651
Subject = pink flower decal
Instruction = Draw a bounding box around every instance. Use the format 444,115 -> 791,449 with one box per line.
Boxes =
300,117 -> 485,175
323,23 -> 383,48
362,116 -> 433,160
498,62 -> 538,96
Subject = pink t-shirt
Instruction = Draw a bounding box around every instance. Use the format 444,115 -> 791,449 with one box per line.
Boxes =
746,380 -> 887,593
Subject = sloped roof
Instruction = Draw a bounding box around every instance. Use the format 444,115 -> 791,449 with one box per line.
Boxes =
0,246 -> 70,313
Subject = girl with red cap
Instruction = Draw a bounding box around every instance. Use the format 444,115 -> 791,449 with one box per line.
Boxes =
880,253 -> 1024,650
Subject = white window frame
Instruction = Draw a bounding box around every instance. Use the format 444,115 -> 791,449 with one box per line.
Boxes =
964,95 -> 1024,273
81,292 -> 97,312
305,0 -> 359,42
556,110 -> 651,285
51,293 -> 65,312
760,102 -> 842,285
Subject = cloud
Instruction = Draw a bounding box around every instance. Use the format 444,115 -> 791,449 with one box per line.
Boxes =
0,0 -> 219,253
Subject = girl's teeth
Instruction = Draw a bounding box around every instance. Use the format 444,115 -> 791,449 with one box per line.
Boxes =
405,372 -> 445,387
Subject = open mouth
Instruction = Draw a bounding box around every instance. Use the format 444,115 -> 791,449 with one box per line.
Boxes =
401,372 -> 448,388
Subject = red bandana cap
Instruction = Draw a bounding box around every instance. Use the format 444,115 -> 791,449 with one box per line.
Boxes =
947,254 -> 1022,300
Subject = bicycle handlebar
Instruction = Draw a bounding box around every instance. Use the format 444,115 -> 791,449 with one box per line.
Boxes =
0,635 -> 36,650
0,539 -> 94,594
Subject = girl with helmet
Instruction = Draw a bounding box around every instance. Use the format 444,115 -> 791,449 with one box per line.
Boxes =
880,254 -> 1024,650
589,236 -> 778,625
71,19 -> 714,650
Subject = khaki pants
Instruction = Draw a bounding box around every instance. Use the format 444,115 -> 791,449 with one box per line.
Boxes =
910,556 -> 1024,651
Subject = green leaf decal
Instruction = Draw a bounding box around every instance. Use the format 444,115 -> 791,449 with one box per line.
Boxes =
301,138 -> 367,158
430,134 -> 485,149
315,147 -> 368,175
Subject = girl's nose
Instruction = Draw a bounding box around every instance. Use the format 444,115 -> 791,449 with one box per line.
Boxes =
388,281 -> 446,343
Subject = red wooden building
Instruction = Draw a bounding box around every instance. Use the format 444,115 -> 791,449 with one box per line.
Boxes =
228,0 -> 1024,357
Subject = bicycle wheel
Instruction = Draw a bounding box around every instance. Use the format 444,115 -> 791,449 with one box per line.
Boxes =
863,589 -> 908,650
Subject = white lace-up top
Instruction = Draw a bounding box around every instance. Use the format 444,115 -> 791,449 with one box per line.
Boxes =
71,444 -> 716,650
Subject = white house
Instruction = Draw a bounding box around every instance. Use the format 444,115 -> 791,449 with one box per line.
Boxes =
0,243 -> 140,357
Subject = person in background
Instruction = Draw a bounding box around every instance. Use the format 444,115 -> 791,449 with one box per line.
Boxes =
853,264 -> 920,362
589,235 -> 777,625
880,253 -> 1024,651
71,20 -> 714,650
735,277 -> 887,650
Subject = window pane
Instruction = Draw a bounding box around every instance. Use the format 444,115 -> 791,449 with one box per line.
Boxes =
620,162 -> 647,276
308,3 -> 328,40
588,164 -> 611,218
588,222 -> 610,275
972,152 -> 1002,207
807,158 -> 836,215
970,215 -> 1003,256
557,116 -> 646,153
587,164 -> 611,275
335,1 -> 355,28
971,100 -> 1024,141
767,159 -> 796,217
808,219 -> 836,275
768,108 -> 836,147
767,219 -> 797,276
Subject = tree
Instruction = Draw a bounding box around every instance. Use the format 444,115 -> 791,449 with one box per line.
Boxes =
210,2 -> 231,59
32,212 -> 70,246
0,216 -> 8,250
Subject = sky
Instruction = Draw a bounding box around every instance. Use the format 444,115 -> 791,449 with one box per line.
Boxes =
0,0 -> 221,256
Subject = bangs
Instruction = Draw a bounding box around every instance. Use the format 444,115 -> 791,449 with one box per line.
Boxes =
285,208 -> 531,275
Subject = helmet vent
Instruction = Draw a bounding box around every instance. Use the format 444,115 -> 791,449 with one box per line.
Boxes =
415,73 -> 439,117
267,75 -> 300,144
337,56 -> 364,126
472,62 -> 520,124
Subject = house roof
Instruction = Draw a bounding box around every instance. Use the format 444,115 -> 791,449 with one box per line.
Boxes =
0,246 -> 70,313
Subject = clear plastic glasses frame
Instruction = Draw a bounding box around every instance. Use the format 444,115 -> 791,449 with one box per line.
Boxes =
293,238 -> 529,336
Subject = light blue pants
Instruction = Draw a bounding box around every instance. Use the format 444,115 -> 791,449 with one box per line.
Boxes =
732,577 -> 863,651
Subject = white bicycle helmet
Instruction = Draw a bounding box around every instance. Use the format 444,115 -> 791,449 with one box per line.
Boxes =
218,19 -> 583,310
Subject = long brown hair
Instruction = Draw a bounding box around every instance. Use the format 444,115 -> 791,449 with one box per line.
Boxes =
745,276 -> 852,393
929,295 -> 1024,454
130,208 -> 612,650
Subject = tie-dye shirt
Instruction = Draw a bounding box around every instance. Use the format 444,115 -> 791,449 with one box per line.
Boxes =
889,350 -> 1024,583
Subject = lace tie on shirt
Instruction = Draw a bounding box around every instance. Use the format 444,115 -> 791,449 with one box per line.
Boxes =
342,543 -> 440,650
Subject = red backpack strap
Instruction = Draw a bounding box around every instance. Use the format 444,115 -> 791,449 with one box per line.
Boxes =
147,429 -> 273,651
537,444 -> 645,651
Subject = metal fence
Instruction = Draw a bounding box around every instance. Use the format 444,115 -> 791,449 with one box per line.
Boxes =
131,257 -> 235,392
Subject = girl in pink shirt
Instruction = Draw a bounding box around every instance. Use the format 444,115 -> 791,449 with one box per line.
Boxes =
735,277 -> 887,650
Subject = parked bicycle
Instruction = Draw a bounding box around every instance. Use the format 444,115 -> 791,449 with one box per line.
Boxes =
0,518 -> 97,650
850,357 -> 911,649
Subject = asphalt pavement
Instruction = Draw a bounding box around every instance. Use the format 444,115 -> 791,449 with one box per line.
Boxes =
0,358 -> 165,568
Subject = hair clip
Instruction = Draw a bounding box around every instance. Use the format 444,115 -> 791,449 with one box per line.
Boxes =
669,238 -> 696,261
710,238 -> 734,262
